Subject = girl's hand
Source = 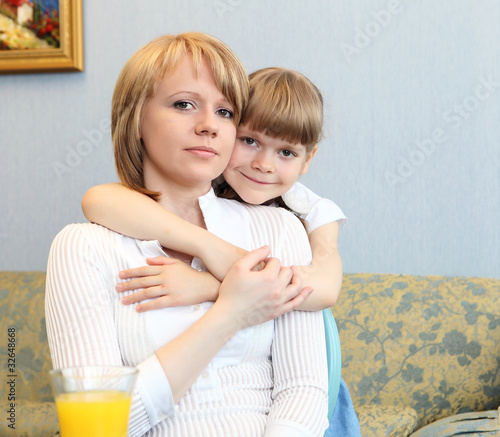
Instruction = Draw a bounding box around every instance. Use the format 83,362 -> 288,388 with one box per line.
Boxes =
117,256 -> 220,312
216,246 -> 314,329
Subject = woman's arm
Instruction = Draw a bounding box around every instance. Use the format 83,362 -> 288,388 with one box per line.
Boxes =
114,222 -> 341,313
258,208 -> 329,436
295,221 -> 343,311
46,225 -> 311,434
82,183 -> 246,281
157,248 -> 312,403
266,311 -> 329,436
46,225 -> 155,436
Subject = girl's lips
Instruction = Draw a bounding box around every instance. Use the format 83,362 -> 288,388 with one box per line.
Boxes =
241,173 -> 272,185
186,147 -> 217,158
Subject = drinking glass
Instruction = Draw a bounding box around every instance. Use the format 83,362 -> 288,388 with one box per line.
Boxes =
50,366 -> 138,437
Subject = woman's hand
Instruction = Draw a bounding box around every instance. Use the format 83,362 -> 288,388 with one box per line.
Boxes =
216,246 -> 314,329
117,256 -> 220,312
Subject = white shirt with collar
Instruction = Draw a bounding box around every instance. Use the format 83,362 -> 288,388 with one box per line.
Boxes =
46,189 -> 328,437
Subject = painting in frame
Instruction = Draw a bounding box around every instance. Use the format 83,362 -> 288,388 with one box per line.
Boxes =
0,0 -> 83,74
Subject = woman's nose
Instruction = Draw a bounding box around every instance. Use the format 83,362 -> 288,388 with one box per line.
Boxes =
195,109 -> 219,137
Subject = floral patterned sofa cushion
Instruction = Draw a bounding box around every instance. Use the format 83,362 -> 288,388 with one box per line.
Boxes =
0,271 -> 57,435
333,274 -> 500,433
2,271 -> 500,436
356,405 -> 419,437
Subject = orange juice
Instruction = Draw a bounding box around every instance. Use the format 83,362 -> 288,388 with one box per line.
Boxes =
56,390 -> 131,437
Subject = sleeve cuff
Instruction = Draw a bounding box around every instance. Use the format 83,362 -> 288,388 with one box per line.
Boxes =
305,198 -> 347,233
136,354 -> 175,427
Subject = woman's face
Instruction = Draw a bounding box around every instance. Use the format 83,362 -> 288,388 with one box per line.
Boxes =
141,55 -> 237,194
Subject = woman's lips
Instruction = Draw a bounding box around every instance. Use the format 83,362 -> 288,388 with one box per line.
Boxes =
186,146 -> 217,158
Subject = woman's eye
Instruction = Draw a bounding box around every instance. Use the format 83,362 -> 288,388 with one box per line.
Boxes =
243,137 -> 257,146
174,101 -> 193,110
217,108 -> 234,119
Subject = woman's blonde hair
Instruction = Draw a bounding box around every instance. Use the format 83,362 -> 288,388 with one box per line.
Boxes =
112,32 -> 249,198
240,67 -> 323,152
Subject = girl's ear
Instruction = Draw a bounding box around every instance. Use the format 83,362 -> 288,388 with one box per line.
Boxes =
299,144 -> 318,175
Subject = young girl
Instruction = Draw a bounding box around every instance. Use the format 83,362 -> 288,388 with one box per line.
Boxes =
82,65 -> 361,436
49,33 -> 330,436
82,67 -> 347,313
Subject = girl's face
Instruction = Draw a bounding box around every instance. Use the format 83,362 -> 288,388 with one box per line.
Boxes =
223,123 -> 316,205
141,55 -> 237,195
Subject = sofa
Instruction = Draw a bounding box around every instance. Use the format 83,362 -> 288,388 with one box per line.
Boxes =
333,273 -> 500,436
1,271 -> 499,436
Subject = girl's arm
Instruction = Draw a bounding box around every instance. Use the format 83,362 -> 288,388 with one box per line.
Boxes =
82,183 -> 246,281
295,221 -> 342,311
116,256 -> 221,312
282,182 -> 346,312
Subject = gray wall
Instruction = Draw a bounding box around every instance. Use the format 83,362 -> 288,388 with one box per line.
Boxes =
1,0 -> 499,278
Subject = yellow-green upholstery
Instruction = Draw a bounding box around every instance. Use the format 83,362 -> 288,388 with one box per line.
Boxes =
0,272 -> 58,436
355,405 -> 419,437
1,271 -> 499,436
333,274 -> 500,436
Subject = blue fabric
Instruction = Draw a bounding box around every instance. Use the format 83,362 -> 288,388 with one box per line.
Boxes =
324,378 -> 361,437
323,309 -> 342,418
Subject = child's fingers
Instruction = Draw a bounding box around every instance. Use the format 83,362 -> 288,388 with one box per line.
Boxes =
118,265 -> 162,279
121,285 -> 167,305
135,296 -> 174,313
278,286 -> 314,315
146,256 -> 179,266
116,275 -> 163,292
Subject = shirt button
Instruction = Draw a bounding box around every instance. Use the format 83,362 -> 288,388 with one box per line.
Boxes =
193,304 -> 201,311
202,371 -> 209,379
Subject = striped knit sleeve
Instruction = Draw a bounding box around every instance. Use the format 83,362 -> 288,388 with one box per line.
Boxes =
44,224 -> 168,436
247,208 -> 329,436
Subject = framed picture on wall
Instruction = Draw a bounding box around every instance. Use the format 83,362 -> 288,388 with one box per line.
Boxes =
0,0 -> 83,74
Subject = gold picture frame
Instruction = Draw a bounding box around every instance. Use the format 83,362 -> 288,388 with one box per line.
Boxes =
0,0 -> 83,74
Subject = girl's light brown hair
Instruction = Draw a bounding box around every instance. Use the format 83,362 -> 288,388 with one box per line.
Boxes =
240,67 -> 324,152
112,32 -> 249,198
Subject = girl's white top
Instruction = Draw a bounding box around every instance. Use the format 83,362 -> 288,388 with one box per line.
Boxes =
282,182 -> 347,233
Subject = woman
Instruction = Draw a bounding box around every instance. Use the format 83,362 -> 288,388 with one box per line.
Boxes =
45,32 -> 328,436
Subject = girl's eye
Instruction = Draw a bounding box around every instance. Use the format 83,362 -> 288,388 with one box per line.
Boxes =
242,137 -> 257,146
280,149 -> 297,158
174,101 -> 194,110
217,108 -> 234,119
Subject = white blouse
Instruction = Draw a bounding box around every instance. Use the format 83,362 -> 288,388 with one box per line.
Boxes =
283,182 -> 347,233
45,190 -> 328,436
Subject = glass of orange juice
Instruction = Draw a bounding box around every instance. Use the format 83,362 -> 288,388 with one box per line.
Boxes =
50,366 -> 138,437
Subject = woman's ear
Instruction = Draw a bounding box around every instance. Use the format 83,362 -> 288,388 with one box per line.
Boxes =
299,144 -> 318,175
